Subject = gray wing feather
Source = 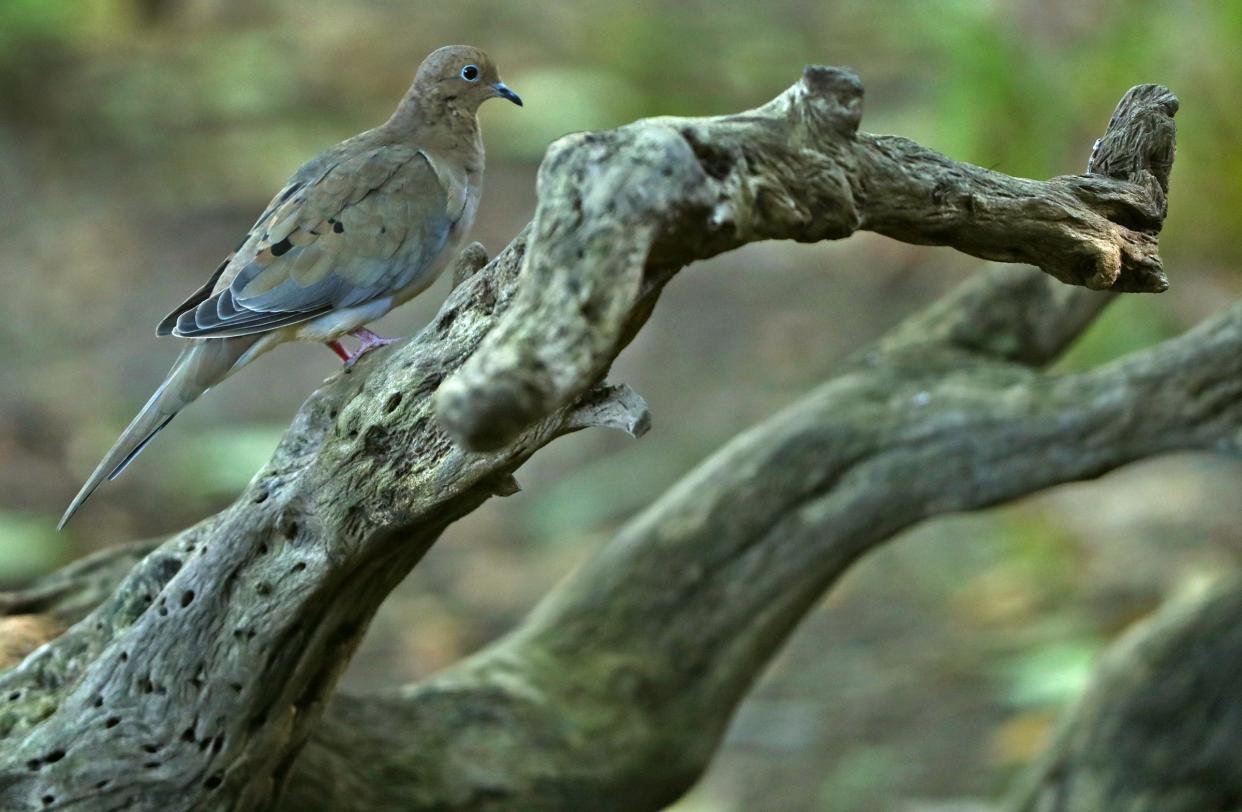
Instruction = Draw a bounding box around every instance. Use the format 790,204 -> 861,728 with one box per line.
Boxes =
172,147 -> 451,340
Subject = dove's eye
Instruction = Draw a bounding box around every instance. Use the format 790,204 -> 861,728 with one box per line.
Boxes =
460,65 -> 480,82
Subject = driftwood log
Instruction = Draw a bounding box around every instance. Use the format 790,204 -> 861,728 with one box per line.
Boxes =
2,66 -> 1232,812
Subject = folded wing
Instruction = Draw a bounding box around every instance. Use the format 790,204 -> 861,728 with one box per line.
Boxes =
162,144 -> 452,339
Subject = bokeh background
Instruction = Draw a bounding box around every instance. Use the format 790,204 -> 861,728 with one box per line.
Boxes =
2,1 -> 1241,809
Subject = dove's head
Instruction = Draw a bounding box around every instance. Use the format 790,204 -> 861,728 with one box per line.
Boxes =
415,45 -> 522,112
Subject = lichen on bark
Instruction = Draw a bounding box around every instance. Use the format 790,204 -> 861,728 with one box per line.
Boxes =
2,67 -> 1226,812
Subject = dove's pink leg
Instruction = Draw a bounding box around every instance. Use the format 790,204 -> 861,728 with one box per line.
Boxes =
325,340 -> 351,363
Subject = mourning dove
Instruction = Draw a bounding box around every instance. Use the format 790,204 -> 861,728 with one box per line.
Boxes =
59,45 -> 521,529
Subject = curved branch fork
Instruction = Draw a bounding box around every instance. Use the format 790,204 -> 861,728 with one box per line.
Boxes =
436,67 -> 1178,451
0,67 -> 1183,812
0,235 -> 649,810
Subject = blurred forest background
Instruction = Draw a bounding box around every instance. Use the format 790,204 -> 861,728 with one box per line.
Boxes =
2,1 -> 1241,809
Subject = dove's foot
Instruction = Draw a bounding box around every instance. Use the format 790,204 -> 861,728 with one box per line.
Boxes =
324,329 -> 400,367
339,327 -> 401,367
350,327 -> 401,353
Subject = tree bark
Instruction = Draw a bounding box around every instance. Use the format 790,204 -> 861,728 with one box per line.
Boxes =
1011,576 -> 1242,812
0,68 -> 1213,811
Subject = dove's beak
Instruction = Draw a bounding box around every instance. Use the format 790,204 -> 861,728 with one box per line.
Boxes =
494,83 -> 523,107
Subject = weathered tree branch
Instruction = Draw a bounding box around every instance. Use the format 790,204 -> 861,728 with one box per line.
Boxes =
1012,575 -> 1242,812
274,272 -> 1242,812
0,68 -> 1203,811
0,542 -> 159,628
0,541 -> 158,669
435,73 -> 1176,452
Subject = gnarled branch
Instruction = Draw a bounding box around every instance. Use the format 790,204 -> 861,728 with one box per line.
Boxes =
0,68 -> 1204,812
436,75 -> 1176,452
1013,575 -> 1242,812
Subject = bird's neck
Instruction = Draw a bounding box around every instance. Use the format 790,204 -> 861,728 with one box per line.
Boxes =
385,92 -> 484,174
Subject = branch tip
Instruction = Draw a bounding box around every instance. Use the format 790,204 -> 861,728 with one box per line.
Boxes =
564,383 -> 651,439
799,65 -> 864,135
436,371 -> 549,452
450,241 -> 490,291
1089,82 -> 1178,193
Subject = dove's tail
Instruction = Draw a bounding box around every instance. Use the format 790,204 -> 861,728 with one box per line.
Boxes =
59,336 -> 258,530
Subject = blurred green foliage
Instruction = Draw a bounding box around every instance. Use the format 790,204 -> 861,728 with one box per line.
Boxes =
0,512 -> 70,586
818,746 -> 909,812
997,638 -> 1099,708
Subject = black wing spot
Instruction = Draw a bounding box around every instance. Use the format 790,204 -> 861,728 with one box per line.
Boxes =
278,182 -> 303,203
333,221 -> 344,234
270,238 -> 293,257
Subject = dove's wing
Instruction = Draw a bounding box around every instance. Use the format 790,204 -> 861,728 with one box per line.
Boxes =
161,141 -> 454,339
